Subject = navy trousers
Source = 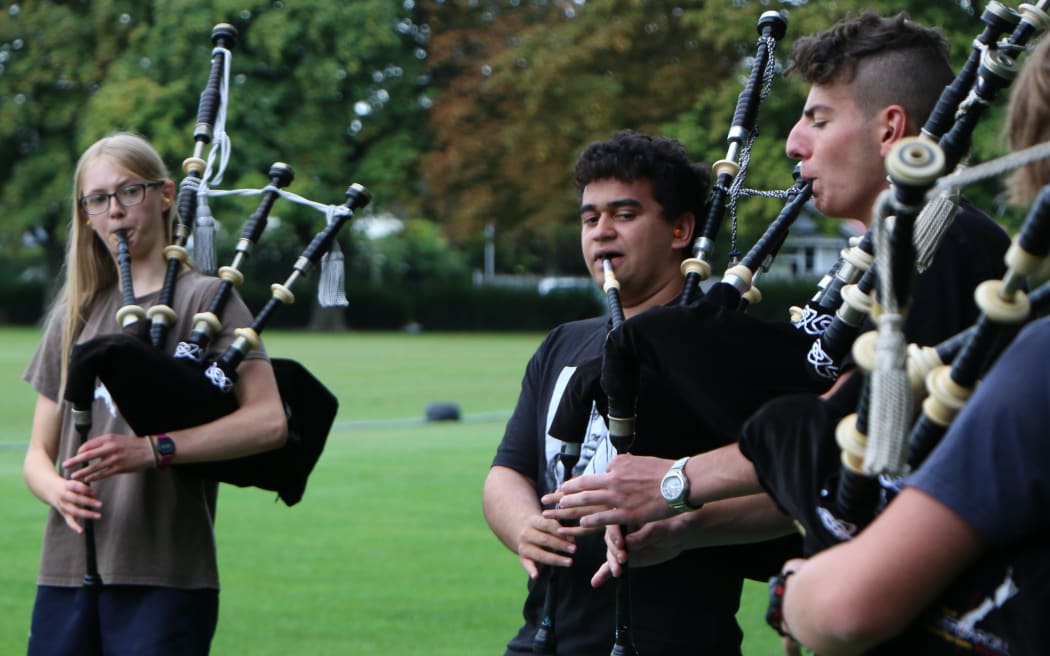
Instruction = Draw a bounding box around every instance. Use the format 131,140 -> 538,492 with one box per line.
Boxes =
27,585 -> 218,656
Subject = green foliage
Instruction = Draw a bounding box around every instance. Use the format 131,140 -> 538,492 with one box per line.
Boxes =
351,218 -> 472,286
0,252 -> 46,324
340,282 -> 605,332
422,0 -> 743,245
0,0 -> 1028,288
0,0 -> 430,314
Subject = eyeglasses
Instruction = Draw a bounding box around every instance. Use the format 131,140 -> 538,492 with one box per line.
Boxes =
79,181 -> 164,215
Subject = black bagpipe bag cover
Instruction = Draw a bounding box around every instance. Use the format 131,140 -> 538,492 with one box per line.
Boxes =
65,333 -> 337,506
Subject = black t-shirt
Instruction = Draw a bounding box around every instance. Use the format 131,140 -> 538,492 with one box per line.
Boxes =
494,317 -> 746,656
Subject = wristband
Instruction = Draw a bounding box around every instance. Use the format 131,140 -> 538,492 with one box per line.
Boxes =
766,569 -> 796,639
146,434 -> 160,468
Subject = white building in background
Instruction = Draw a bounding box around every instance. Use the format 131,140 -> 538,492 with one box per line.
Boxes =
765,210 -> 864,280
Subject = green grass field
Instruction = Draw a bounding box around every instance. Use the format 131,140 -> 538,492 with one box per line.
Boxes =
0,327 -> 782,654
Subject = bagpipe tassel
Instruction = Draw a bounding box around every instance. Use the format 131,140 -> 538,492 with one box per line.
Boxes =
194,193 -> 218,274
912,185 -> 960,273
318,206 -> 349,308
865,313 -> 911,476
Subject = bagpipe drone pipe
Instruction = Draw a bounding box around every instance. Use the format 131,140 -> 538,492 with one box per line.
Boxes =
150,23 -> 238,349
679,10 -> 788,304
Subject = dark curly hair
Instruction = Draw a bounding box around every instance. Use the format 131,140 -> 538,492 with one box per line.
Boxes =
788,12 -> 953,132
572,130 -> 709,224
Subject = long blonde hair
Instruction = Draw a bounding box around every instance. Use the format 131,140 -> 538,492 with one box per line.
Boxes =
48,132 -> 175,396
1006,37 -> 1050,206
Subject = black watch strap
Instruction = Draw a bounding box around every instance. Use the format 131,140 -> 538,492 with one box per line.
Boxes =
766,569 -> 795,639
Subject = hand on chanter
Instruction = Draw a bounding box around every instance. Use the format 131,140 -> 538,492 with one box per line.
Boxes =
51,477 -> 102,534
541,454 -> 677,528
516,505 -> 604,579
590,518 -> 686,587
65,432 -> 156,484
516,512 -> 577,579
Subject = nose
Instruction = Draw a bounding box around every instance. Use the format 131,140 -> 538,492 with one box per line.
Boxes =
786,119 -> 809,161
107,195 -> 127,217
592,213 -> 617,240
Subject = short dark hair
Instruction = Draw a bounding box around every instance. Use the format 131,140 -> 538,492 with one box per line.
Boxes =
788,12 -> 953,132
572,130 -> 709,222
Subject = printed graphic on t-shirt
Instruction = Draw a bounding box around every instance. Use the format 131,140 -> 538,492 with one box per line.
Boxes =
542,365 -> 616,491
923,568 -> 1016,655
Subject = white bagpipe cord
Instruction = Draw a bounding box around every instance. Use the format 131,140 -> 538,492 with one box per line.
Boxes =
192,45 -> 235,274
205,185 -> 354,308
864,205 -> 911,477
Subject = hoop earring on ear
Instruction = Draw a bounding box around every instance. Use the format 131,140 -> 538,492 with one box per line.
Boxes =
85,218 -> 92,227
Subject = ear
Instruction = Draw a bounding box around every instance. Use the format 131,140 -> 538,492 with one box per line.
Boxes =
672,212 -> 696,250
876,104 -> 910,157
161,179 -> 176,206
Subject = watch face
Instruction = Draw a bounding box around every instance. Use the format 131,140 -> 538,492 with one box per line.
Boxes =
157,437 -> 176,456
661,474 -> 684,500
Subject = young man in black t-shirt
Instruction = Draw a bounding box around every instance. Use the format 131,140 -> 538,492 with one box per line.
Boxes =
485,130 -> 763,655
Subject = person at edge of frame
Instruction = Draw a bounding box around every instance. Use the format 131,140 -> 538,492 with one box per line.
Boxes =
771,31 -> 1050,656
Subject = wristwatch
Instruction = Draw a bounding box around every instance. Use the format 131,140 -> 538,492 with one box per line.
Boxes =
660,457 -> 701,514
155,434 -> 176,469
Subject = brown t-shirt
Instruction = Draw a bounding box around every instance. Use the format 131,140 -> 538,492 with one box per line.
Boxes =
24,270 -> 266,589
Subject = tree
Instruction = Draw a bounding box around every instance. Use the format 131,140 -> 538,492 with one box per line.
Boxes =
0,1 -> 431,315
422,0 -> 741,254
420,0 -> 1009,274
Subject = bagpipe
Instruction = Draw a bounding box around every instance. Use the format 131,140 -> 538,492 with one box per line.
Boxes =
65,180 -> 370,498
65,22 -> 371,528
546,6 -> 825,519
